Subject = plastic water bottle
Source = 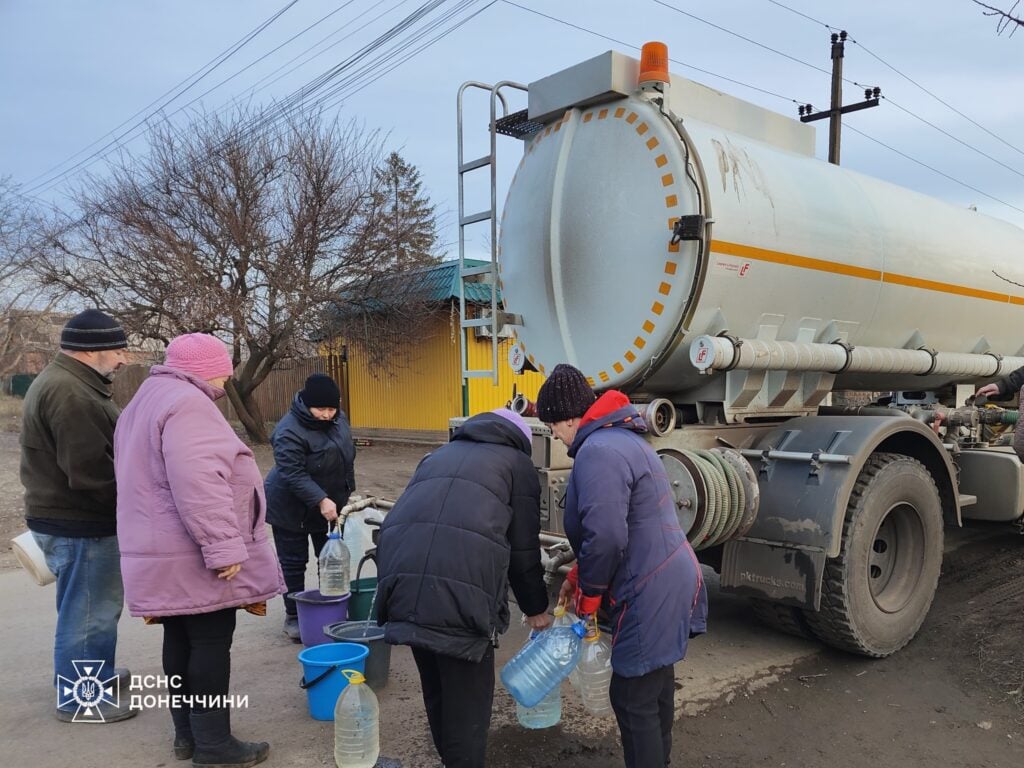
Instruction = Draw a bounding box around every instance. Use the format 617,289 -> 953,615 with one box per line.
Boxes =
515,630 -> 562,729
500,620 -> 585,708
551,604 -> 582,691
516,684 -> 561,729
342,511 -> 368,573
576,625 -> 613,717
319,527 -> 350,596
334,670 -> 379,768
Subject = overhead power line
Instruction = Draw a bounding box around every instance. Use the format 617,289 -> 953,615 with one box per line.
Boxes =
237,0 -> 417,102
649,0 -> 1024,199
318,1 -> 498,110
847,125 -> 1024,216
766,0 -> 839,31
22,0 -> 302,195
883,96 -> 1024,180
500,0 -> 805,106
764,0 -> 1024,159
651,0 -> 833,77
851,38 -> 1024,160
505,1 -> 1022,221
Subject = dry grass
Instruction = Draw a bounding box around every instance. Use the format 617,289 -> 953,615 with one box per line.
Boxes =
0,396 -> 22,433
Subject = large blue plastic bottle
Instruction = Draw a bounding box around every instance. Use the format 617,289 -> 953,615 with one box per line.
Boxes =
515,628 -> 562,729
500,620 -> 586,708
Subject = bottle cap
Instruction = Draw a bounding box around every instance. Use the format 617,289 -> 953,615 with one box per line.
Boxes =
342,669 -> 365,685
571,621 -> 586,637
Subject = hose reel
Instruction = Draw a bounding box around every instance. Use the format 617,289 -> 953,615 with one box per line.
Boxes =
644,398 -> 677,437
658,447 -> 759,550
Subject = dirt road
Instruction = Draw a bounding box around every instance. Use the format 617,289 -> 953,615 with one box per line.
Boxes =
1,404 -> 1022,768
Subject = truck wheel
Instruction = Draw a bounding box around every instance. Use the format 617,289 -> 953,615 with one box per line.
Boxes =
805,453 -> 943,657
749,598 -> 814,639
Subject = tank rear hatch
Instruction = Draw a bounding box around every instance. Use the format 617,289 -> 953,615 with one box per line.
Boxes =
499,93 -> 702,391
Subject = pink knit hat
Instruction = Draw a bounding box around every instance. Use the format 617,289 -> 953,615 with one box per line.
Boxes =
491,407 -> 533,446
164,333 -> 234,380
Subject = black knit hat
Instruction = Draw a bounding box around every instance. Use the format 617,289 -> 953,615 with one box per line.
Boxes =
300,374 -> 341,409
536,363 -> 597,423
60,309 -> 128,351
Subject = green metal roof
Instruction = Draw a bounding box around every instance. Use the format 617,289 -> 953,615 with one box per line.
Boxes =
401,258 -> 500,304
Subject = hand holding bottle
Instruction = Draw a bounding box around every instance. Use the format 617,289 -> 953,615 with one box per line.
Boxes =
319,497 -> 339,522
526,612 -> 553,631
562,563 -> 601,617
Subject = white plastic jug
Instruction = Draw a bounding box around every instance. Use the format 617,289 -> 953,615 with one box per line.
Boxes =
552,602 -> 581,690
576,623 -> 613,717
319,526 -> 350,596
334,670 -> 379,768
343,510 -> 376,577
11,530 -> 55,586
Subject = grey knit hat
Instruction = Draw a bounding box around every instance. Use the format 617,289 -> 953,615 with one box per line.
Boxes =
60,309 -> 128,351
536,363 -> 596,423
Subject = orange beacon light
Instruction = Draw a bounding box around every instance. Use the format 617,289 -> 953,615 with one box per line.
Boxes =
638,41 -> 670,85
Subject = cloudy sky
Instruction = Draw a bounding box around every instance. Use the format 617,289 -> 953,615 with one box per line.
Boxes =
2,0 -> 1022,259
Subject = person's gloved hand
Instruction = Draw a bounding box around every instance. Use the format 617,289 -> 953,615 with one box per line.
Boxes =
560,564 -> 602,616
574,591 -> 602,618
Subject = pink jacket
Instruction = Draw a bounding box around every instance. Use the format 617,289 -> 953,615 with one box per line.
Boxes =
114,366 -> 285,617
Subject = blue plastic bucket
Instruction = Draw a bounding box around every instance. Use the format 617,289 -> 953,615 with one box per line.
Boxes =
297,642 -> 368,720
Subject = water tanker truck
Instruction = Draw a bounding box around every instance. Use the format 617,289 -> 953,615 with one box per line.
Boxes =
455,44 -> 1024,658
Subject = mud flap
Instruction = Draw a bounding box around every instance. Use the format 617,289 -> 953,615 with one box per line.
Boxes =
720,539 -> 826,611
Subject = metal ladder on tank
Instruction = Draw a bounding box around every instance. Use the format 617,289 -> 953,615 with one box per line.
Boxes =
455,81 -> 540,385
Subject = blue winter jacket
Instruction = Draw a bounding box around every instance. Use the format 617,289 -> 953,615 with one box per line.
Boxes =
565,390 -> 708,678
264,394 -> 356,533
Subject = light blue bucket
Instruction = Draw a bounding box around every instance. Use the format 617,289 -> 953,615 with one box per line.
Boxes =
298,641 -> 368,720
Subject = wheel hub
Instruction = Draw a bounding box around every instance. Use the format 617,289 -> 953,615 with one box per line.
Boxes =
868,502 -> 925,614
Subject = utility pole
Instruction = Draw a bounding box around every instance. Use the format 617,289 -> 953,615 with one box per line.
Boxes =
798,31 -> 881,165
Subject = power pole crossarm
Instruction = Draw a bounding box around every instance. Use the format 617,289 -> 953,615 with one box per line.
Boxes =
797,31 -> 882,166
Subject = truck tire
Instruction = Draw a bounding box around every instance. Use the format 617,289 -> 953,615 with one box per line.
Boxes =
805,453 -> 943,657
749,598 -> 814,639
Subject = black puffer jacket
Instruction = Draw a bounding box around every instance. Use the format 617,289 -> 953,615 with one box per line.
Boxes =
264,394 -> 356,533
993,364 -> 1024,398
375,412 -> 549,662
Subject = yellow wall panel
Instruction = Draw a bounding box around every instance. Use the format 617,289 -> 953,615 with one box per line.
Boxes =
344,315 -> 462,431
466,335 -> 546,414
333,307 -> 549,432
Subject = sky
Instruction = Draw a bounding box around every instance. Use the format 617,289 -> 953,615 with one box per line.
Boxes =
2,0 -> 1022,262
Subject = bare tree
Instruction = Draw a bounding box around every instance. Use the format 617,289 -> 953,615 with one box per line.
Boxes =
0,178 -> 56,379
34,109 -> 437,441
974,0 -> 1023,34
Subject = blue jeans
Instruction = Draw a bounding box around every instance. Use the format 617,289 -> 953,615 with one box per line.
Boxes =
272,526 -> 328,616
32,533 -> 124,696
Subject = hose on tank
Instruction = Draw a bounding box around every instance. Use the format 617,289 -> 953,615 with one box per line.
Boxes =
680,449 -> 747,550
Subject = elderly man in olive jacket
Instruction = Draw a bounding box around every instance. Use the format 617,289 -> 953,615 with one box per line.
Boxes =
20,309 -> 134,723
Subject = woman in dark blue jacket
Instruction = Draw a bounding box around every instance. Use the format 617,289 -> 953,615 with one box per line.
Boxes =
264,374 -> 356,641
375,408 -> 551,768
537,363 -> 707,768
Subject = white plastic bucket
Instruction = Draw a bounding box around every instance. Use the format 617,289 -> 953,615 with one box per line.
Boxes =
11,531 -> 55,586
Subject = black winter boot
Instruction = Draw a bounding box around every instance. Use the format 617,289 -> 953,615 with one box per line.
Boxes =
170,706 -> 194,760
189,709 -> 269,768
